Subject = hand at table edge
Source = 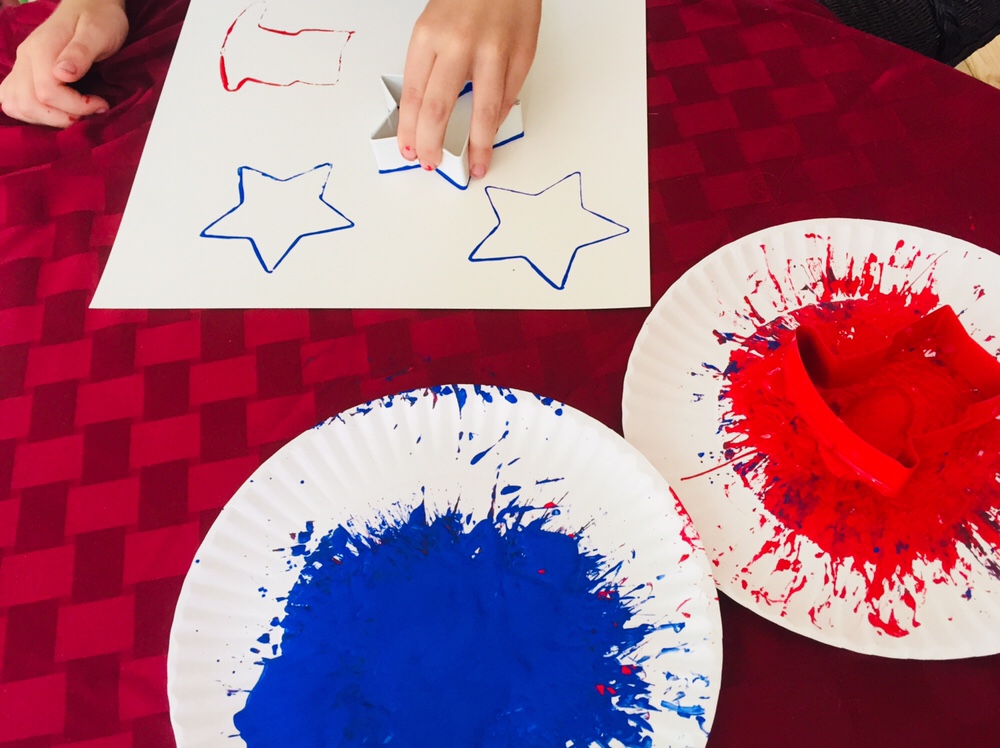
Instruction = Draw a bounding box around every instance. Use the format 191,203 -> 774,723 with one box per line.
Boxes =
0,0 -> 128,128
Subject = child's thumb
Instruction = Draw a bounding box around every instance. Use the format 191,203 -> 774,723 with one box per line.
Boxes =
53,21 -> 106,83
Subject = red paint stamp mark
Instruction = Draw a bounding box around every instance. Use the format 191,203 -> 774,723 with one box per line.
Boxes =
220,2 -> 355,92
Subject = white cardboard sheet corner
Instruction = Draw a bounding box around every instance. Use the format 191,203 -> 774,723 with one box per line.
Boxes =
92,0 -> 649,310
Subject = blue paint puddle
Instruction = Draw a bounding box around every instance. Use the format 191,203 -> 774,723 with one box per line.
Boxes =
235,503 -> 656,747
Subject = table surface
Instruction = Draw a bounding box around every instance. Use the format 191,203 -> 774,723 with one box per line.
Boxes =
2,0 -> 1000,746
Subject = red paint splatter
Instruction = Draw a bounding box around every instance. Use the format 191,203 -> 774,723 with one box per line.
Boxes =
669,487 -> 703,558
714,237 -> 1000,636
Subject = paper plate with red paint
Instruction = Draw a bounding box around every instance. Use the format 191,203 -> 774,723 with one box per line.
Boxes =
623,219 -> 1000,658
169,385 -> 723,747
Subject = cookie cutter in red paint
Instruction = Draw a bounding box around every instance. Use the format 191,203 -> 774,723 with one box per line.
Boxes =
783,305 -> 1000,497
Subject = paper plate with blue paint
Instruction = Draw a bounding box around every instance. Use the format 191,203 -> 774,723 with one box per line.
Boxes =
168,385 -> 723,747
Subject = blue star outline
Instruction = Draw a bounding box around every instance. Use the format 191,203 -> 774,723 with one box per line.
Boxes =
468,171 -> 630,290
201,163 -> 355,273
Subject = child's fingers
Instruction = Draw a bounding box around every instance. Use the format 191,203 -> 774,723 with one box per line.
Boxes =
398,39 -> 436,162
53,18 -> 108,83
0,49 -> 108,128
33,58 -> 105,118
414,60 -> 466,171
467,59 -> 506,180
504,46 -> 535,109
0,86 -> 80,128
469,45 -> 534,180
0,0 -> 127,128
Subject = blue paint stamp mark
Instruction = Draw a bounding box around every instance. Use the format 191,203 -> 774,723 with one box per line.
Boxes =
469,171 -> 630,290
201,163 -> 354,273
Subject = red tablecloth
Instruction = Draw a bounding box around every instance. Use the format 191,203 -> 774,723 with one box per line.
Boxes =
2,0 -> 1000,745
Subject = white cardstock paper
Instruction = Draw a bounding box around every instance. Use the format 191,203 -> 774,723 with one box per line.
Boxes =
92,0 -> 649,309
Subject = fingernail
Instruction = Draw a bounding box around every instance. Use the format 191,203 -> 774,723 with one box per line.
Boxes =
471,164 -> 486,179
95,107 -> 108,115
422,164 -> 434,171
56,60 -> 77,75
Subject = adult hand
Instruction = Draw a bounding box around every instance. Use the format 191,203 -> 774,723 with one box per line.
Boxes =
0,0 -> 128,128
397,0 -> 541,179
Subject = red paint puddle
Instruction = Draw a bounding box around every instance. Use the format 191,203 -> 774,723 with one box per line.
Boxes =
712,237 -> 1000,637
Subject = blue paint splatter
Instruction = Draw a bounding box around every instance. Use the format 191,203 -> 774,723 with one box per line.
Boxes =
659,697 -> 707,734
534,394 -> 560,410
470,445 -> 495,466
469,428 -> 510,466
535,477 -> 565,485
656,621 -> 686,634
429,384 -> 465,414
288,521 -> 315,556
234,503 -> 656,747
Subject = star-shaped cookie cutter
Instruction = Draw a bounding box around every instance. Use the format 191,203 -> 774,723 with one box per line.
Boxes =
782,305 -> 1000,497
370,75 -> 524,190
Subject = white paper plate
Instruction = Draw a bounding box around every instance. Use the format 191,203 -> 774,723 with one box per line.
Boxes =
623,219 -> 1000,659
169,385 -> 723,746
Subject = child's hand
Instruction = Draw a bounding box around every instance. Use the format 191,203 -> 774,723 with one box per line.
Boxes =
0,0 -> 128,128
397,0 -> 541,180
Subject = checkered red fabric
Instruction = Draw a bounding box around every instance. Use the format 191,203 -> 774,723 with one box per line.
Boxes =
2,0 -> 1000,746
